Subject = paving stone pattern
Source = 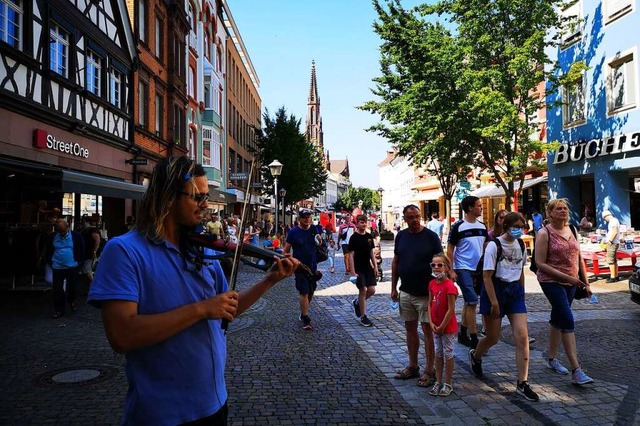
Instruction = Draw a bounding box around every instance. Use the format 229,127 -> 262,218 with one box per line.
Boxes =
1,239 -> 639,425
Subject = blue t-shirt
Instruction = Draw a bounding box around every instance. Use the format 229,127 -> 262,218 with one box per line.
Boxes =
427,219 -> 444,238
88,231 -> 229,425
286,226 -> 317,270
532,213 -> 543,231
52,232 -> 78,269
394,227 -> 442,297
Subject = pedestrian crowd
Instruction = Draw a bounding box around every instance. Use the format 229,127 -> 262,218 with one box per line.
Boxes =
79,156 -> 626,425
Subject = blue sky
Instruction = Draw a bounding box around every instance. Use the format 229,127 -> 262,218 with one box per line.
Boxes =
230,0 -> 422,189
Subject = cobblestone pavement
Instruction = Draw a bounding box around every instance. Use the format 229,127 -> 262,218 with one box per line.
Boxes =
1,239 -> 639,425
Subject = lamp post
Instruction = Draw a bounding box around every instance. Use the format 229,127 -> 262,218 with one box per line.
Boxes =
279,187 -> 286,229
269,159 -> 283,234
377,187 -> 385,231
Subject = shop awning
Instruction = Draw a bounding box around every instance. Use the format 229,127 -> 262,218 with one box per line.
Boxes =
62,170 -> 147,200
410,188 -> 443,202
208,187 -> 237,204
470,176 -> 547,199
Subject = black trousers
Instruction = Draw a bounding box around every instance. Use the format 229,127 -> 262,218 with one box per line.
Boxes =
52,267 -> 78,315
180,403 -> 228,426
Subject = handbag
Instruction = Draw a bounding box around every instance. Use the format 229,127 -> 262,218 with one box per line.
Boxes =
312,227 -> 329,263
574,285 -> 588,300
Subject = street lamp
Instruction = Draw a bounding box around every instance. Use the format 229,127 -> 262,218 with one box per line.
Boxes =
269,159 -> 283,234
377,187 -> 385,231
279,187 -> 287,229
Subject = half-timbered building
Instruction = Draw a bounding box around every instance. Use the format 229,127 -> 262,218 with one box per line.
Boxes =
0,0 -> 139,287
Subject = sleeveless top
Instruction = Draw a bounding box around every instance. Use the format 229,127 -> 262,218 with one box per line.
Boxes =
536,225 -> 579,285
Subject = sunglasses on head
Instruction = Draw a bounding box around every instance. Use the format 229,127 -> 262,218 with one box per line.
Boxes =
430,262 -> 444,268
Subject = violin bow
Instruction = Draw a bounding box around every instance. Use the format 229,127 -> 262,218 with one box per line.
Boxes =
222,155 -> 257,332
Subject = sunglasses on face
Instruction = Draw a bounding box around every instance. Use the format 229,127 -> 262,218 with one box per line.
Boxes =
179,191 -> 210,204
430,262 -> 444,268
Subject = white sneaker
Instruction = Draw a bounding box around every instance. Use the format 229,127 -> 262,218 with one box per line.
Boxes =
547,358 -> 569,375
572,367 -> 594,385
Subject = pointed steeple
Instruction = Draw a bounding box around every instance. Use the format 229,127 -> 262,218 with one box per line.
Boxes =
306,60 -> 324,155
308,60 -> 319,104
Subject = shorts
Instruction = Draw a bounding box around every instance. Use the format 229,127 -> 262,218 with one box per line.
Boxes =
479,278 -> 527,318
539,281 -> 576,333
606,242 -> 619,264
354,267 -> 376,289
295,271 -> 317,296
341,244 -> 350,253
398,290 -> 429,323
455,269 -> 478,306
433,333 -> 456,360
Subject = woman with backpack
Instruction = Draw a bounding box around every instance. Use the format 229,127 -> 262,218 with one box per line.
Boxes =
468,212 -> 539,402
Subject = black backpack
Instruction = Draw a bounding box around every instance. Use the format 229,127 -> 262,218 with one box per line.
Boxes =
530,225 -> 578,273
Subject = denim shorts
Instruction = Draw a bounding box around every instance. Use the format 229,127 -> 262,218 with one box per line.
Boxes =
455,269 -> 478,305
295,271 -> 317,296
539,281 -> 576,333
479,278 -> 527,318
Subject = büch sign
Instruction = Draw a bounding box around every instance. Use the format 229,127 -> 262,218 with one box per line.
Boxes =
33,129 -> 90,159
553,132 -> 640,164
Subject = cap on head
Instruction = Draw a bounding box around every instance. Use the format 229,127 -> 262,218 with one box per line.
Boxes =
602,210 -> 612,219
299,208 -> 313,217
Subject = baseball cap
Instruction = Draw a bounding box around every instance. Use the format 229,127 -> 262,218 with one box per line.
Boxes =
298,208 -> 313,217
602,210 -> 612,219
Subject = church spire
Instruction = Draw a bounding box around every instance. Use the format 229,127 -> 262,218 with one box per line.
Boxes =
306,60 -> 323,154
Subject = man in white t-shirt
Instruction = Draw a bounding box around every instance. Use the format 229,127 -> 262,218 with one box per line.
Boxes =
602,210 -> 621,283
447,196 -> 487,349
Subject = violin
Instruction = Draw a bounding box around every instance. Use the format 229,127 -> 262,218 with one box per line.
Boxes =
185,233 -> 322,282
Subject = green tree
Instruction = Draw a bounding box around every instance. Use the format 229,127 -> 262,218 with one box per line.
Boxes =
334,187 -> 380,212
363,0 -> 570,210
256,107 -> 327,204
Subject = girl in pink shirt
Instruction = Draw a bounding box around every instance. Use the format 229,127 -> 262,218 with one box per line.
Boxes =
427,253 -> 459,397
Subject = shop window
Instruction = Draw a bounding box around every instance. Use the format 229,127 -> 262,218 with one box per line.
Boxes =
50,22 -> 70,78
86,50 -> 102,96
109,68 -> 122,108
561,0 -> 582,47
608,53 -> 637,114
0,0 -> 22,49
563,76 -> 585,127
605,0 -> 634,23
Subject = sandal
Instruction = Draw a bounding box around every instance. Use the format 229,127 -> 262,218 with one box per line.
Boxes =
429,382 -> 441,396
394,366 -> 420,380
417,370 -> 436,388
439,383 -> 453,397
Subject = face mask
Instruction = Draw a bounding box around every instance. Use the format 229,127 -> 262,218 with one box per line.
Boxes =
432,271 -> 447,279
509,228 -> 523,239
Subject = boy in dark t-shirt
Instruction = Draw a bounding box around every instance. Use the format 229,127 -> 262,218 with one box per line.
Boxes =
348,214 -> 378,327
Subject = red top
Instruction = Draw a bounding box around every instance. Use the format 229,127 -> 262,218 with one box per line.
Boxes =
429,278 -> 459,334
271,238 -> 280,249
536,225 -> 579,285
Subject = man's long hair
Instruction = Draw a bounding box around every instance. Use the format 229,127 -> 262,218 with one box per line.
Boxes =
136,156 -> 206,241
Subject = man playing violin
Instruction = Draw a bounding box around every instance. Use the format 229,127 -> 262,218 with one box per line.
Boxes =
88,156 -> 298,426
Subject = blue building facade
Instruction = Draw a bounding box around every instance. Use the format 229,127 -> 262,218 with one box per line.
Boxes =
546,0 -> 640,230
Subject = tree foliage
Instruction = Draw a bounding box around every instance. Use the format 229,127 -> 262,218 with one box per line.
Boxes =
256,107 -> 327,203
362,0 -> 569,210
334,187 -> 381,212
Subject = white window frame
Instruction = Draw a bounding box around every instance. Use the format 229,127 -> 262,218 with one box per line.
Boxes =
202,127 -> 212,167
109,68 -> 122,108
562,75 -> 586,128
50,23 -> 69,78
561,0 -> 582,47
607,50 -> 637,115
86,50 -> 102,96
138,0 -> 146,42
604,0 -> 634,24
0,0 -> 23,49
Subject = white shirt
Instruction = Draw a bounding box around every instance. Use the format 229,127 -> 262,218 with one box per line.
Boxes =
483,236 -> 526,283
607,217 -> 620,244
449,219 -> 487,270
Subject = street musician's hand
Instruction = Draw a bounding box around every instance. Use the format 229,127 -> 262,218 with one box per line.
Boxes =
265,254 -> 299,285
202,290 -> 239,321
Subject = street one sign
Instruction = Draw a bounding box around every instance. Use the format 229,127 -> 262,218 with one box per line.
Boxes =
230,172 -> 248,180
125,158 -> 148,165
